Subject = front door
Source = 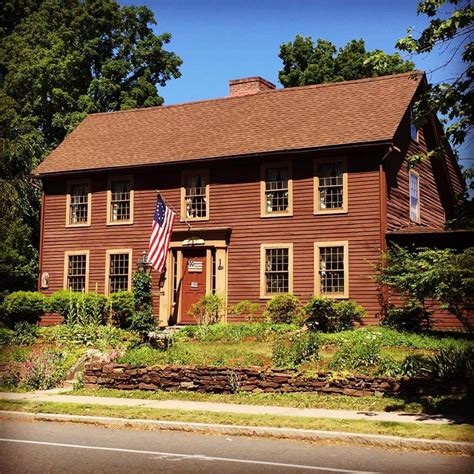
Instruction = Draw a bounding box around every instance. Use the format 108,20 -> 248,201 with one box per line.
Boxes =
180,249 -> 207,324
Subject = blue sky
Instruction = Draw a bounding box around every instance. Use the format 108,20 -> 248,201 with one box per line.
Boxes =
121,0 -> 471,164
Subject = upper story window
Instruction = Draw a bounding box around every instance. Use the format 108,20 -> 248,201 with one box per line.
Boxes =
107,176 -> 134,225
64,251 -> 89,292
409,170 -> 420,223
66,179 -> 91,227
410,108 -> 418,142
260,243 -> 293,298
314,241 -> 349,299
314,159 -> 348,214
106,250 -> 132,294
261,162 -> 293,217
181,170 -> 209,221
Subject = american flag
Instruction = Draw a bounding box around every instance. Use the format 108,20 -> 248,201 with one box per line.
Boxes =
147,194 -> 176,273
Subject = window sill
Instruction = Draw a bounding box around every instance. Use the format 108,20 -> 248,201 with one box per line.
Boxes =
314,209 -> 348,216
65,222 -> 91,228
260,212 -> 293,218
317,293 -> 349,299
106,220 -> 134,226
181,216 -> 209,222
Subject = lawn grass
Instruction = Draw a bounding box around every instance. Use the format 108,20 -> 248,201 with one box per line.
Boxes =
0,399 -> 472,443
67,388 -> 474,420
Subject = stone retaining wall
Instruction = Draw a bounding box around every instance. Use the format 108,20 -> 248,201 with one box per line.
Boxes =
83,363 -> 460,396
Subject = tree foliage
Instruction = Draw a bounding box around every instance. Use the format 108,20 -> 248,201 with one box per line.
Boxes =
396,0 -> 473,147
0,0 -> 182,297
278,35 -> 414,88
376,245 -> 474,334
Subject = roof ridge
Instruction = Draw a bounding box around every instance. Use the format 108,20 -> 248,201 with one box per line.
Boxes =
87,70 -> 425,119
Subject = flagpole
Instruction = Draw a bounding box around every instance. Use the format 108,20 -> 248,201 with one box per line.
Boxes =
155,190 -> 192,231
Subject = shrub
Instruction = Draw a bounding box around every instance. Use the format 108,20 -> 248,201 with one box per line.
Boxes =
264,294 -> 302,324
304,296 -> 365,332
128,310 -> 156,333
382,304 -> 432,332
426,346 -> 474,382
227,300 -> 261,322
48,290 -> 107,325
21,349 -> 67,390
2,291 -> 46,326
0,328 -> 14,347
108,291 -> 134,328
189,294 -> 224,325
272,330 -> 320,368
330,334 -> 381,371
11,322 -> 39,345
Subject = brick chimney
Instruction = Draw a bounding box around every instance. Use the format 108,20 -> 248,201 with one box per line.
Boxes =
229,77 -> 276,97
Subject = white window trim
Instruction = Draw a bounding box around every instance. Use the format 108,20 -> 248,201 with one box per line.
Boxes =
65,179 -> 92,228
409,170 -> 421,223
260,161 -> 293,218
314,241 -> 349,299
180,169 -> 210,222
105,249 -> 133,295
314,158 -> 348,215
63,250 -> 90,292
106,175 -> 134,226
259,243 -> 294,299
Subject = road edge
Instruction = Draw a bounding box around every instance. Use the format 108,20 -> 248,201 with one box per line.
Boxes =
1,410 -> 473,455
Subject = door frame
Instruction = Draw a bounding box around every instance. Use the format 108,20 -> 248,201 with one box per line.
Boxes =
158,229 -> 229,326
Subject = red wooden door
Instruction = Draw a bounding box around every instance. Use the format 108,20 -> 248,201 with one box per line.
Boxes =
180,249 -> 207,324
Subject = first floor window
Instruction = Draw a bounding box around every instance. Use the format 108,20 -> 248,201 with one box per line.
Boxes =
315,242 -> 348,298
183,171 -> 208,219
108,252 -> 130,293
261,244 -> 293,297
409,170 -> 420,222
108,177 -> 133,223
65,253 -> 88,292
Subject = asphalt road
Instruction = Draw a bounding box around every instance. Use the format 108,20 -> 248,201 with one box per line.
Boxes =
0,419 -> 472,473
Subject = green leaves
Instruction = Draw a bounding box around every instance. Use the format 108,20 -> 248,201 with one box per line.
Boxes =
278,35 -> 414,88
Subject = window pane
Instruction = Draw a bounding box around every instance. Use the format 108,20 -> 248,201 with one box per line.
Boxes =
319,246 -> 345,294
265,166 -> 289,212
69,183 -> 89,224
185,174 -> 207,218
409,172 -> 419,222
67,254 -> 86,292
109,253 -> 129,293
111,180 -> 131,221
318,162 -> 343,209
265,247 -> 289,293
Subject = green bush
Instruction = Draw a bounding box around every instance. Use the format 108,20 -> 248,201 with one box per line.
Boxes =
0,328 -> 14,347
227,300 -> 261,322
109,291 -> 134,328
426,346 -> 474,382
304,297 -> 365,333
2,291 -> 46,326
179,322 -> 297,343
188,294 -> 225,325
128,310 -> 156,333
20,349 -> 67,390
11,322 -> 39,345
48,290 -> 107,325
264,294 -> 302,324
272,330 -> 320,368
117,346 -> 160,366
382,304 -> 432,332
329,334 -> 381,371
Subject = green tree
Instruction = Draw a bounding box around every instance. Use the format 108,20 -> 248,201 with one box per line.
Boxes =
278,35 -> 414,88
376,246 -> 474,334
0,0 -> 182,297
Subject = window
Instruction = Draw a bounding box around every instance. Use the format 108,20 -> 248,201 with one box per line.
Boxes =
106,250 -> 132,294
66,180 -> 91,226
181,170 -> 209,220
261,162 -> 293,217
107,176 -> 134,225
314,159 -> 348,214
63,251 -> 89,292
410,108 -> 418,142
260,244 -> 293,298
314,241 -> 349,298
409,170 -> 420,222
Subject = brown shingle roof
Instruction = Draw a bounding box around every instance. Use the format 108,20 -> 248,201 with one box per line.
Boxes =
33,71 -> 424,176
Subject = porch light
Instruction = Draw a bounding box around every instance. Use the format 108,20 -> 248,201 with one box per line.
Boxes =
137,251 -> 152,276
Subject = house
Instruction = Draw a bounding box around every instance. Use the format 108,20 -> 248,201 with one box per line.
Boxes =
33,71 -> 465,327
